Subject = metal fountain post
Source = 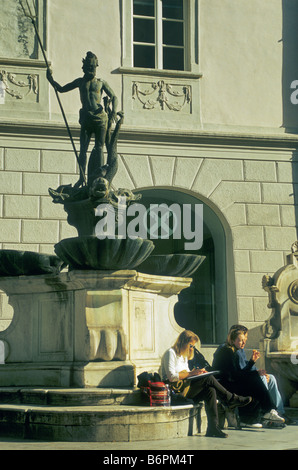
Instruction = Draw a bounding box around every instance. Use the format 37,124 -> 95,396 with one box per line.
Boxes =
19,0 -> 87,186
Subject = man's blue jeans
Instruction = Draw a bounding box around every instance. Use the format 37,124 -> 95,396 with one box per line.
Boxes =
260,374 -> 284,415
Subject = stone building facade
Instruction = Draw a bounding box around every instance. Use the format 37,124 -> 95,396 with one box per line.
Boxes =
1,0 -> 298,353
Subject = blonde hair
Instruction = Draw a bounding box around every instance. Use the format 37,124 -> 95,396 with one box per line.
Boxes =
173,330 -> 199,358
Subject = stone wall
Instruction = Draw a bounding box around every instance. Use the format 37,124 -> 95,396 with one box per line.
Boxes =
0,146 -> 77,252
0,136 -> 77,328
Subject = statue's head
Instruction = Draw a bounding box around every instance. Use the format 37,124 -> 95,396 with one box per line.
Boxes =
82,51 -> 98,78
89,176 -> 109,200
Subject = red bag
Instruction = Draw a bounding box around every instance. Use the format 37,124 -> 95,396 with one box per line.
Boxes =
144,381 -> 171,407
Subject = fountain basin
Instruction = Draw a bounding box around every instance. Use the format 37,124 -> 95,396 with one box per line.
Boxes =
137,254 -> 206,277
54,236 -> 155,270
0,250 -> 65,276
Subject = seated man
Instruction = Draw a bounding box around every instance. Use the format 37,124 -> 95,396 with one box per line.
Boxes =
213,326 -> 289,427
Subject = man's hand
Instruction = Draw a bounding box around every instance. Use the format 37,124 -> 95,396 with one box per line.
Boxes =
251,349 -> 261,362
110,111 -> 117,123
46,68 -> 52,80
258,370 -> 270,383
46,68 -> 56,87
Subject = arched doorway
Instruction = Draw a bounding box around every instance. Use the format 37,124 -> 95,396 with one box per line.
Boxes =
135,188 -> 231,345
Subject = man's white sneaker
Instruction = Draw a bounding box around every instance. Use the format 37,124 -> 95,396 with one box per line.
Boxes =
262,409 -> 285,423
240,422 -> 263,428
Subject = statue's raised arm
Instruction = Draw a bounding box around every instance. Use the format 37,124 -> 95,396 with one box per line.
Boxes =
46,69 -> 81,94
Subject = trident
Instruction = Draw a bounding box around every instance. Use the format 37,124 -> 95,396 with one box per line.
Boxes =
19,0 -> 87,186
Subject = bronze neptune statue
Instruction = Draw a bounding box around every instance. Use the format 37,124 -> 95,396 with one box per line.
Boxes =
47,51 -> 118,189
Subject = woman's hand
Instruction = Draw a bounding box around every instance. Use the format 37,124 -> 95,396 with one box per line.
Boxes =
189,368 -> 207,377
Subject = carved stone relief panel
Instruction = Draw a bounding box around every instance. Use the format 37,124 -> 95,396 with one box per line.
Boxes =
122,72 -> 201,130
0,63 -> 48,120
130,296 -> 158,360
34,293 -> 73,362
0,70 -> 39,103
132,80 -> 192,114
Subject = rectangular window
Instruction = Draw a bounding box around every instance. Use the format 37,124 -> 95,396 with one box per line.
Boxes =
133,0 -> 185,71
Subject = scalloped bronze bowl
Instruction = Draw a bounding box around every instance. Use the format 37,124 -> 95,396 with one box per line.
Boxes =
137,254 -> 206,277
54,236 -> 155,271
0,250 -> 65,277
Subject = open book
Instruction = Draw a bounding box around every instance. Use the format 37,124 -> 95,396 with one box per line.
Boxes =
188,370 -> 220,380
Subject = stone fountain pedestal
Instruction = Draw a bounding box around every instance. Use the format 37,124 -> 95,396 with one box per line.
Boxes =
261,245 -> 298,405
0,269 -> 190,388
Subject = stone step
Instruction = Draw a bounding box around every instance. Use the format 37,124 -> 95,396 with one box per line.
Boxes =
0,387 -> 140,407
0,402 -> 205,442
0,387 -> 206,442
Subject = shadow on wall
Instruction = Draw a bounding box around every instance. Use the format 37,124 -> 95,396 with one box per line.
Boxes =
282,0 -> 298,133
245,325 -> 264,350
282,0 -> 298,239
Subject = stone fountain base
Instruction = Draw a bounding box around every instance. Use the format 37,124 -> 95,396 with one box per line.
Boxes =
0,387 -> 205,442
261,246 -> 298,405
260,340 -> 298,405
0,270 -> 190,388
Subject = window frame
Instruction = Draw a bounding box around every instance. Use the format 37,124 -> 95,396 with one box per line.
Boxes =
132,0 -> 187,71
121,0 -> 200,77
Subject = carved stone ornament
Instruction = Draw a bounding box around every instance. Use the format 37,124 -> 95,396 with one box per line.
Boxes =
132,80 -> 191,112
0,69 -> 38,100
261,274 -> 280,339
261,244 -> 298,404
288,279 -> 298,306
262,244 -> 298,349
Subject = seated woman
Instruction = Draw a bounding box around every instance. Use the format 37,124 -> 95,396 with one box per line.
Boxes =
212,328 -> 285,428
161,330 -> 252,438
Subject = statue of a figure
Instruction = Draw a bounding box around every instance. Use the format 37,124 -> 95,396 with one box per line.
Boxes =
46,51 -> 140,220
47,51 -> 118,188
48,108 -> 126,205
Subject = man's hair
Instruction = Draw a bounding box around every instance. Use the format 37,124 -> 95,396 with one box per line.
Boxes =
226,328 -> 246,350
173,330 -> 199,357
82,51 -> 98,67
229,324 -> 248,334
